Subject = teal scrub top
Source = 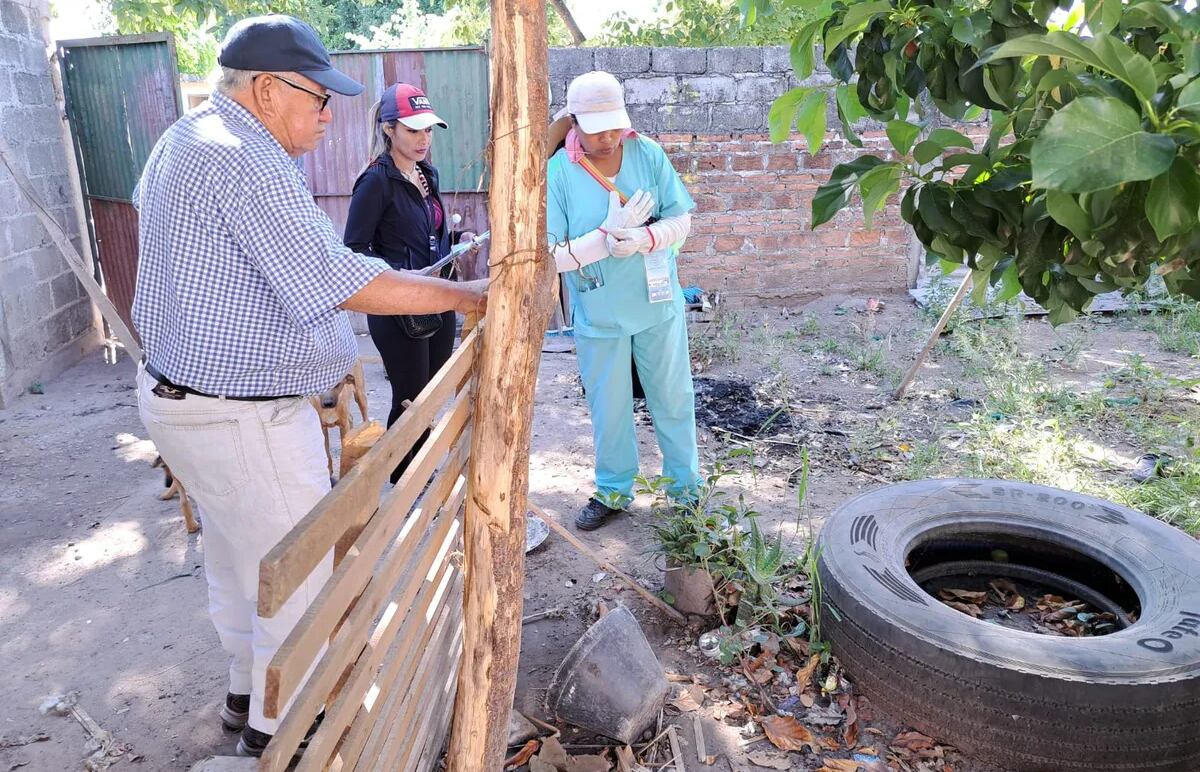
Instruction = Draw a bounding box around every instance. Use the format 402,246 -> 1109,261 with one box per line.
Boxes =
547,136 -> 696,339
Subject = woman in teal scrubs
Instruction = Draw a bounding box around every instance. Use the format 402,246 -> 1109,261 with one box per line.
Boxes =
547,70 -> 701,530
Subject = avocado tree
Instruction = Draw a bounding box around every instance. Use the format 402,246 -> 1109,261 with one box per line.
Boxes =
756,0 -> 1199,323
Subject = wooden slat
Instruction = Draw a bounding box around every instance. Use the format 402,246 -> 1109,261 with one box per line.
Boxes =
384,616 -> 465,772
365,581 -> 465,771
259,477 -> 468,771
257,327 -> 479,618
264,392 -> 472,716
329,554 -> 462,772
412,672 -> 462,772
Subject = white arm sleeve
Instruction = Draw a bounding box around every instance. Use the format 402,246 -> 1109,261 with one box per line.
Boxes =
551,229 -> 610,273
647,212 -> 692,249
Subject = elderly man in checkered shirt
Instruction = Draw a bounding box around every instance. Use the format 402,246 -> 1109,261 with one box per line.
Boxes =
130,15 -> 486,757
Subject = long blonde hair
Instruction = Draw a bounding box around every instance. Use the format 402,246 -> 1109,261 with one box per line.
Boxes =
362,100 -> 395,176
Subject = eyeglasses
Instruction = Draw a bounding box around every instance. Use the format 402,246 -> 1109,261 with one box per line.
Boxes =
262,73 -> 331,112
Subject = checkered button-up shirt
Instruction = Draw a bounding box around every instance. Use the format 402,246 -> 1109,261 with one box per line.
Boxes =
132,91 -> 388,397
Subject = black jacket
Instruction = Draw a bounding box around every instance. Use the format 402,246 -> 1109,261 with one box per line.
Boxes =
344,153 -> 455,271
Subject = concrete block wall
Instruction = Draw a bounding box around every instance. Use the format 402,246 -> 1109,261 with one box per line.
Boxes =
0,0 -> 99,408
549,47 -> 917,302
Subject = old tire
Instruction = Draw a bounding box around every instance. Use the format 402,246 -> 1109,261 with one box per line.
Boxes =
816,478 -> 1200,772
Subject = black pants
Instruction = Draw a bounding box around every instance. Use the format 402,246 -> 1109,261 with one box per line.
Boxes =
368,311 -> 456,484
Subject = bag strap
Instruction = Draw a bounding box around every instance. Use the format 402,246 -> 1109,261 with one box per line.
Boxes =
578,155 -> 629,205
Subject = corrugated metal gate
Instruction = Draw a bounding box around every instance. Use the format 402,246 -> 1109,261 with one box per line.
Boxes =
310,46 -> 492,279
58,33 -> 182,337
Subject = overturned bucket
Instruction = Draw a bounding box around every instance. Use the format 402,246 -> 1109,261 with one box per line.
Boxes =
546,606 -> 669,744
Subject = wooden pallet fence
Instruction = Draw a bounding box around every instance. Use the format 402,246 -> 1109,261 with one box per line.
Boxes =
255,325 -> 481,771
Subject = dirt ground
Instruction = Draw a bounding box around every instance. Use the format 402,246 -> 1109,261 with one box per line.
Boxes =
3,288 -> 1198,771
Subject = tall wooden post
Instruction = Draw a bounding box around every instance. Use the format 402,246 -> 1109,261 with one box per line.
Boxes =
445,0 -> 552,765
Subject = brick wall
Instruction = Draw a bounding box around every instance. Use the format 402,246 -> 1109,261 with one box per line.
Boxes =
0,0 -> 99,407
549,47 -> 919,302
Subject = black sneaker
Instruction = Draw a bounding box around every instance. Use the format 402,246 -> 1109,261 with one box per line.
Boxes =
235,711 -> 325,758
575,498 -> 624,531
219,693 -> 249,731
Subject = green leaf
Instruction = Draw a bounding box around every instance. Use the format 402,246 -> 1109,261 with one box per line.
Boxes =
1045,190 -> 1093,241
1121,2 -> 1187,39
997,261 -> 1023,301
1179,78 -> 1200,118
1031,97 -> 1177,193
768,87 -> 815,143
978,31 -> 1159,106
886,120 -> 922,156
1146,157 -> 1200,242
835,83 -> 868,147
824,0 -> 891,52
795,91 -> 828,155
952,12 -> 993,47
928,128 -> 974,150
812,155 -> 886,228
858,162 -> 903,228
1084,0 -> 1122,35
789,21 -> 821,81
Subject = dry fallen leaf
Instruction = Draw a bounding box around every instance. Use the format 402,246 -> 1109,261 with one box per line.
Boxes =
671,685 -> 706,713
796,654 -> 821,689
819,760 -> 863,772
844,719 -> 859,749
566,754 -> 612,772
942,600 -> 982,618
712,701 -> 747,721
799,692 -> 816,708
503,739 -> 540,769
891,731 -> 947,761
536,735 -> 571,768
939,588 -> 988,605
746,751 -> 792,770
760,715 -> 821,753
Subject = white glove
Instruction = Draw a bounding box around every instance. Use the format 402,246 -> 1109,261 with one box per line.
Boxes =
606,231 -> 642,258
603,189 -> 655,231
607,226 -> 652,256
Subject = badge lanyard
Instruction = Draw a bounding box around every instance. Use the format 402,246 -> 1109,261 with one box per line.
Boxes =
578,156 -> 672,304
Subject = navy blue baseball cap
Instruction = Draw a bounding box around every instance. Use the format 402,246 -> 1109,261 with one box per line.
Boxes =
218,15 -> 363,97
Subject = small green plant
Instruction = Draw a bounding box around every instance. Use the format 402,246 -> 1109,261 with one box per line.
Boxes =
643,454 -> 825,661
690,309 -> 743,373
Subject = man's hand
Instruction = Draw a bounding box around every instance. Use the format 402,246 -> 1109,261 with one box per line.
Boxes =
456,278 -> 488,315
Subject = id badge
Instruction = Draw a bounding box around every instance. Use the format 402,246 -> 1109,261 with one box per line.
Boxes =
644,250 -> 673,304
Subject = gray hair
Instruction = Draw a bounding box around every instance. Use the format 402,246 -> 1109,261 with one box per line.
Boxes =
213,66 -> 264,95
363,99 -> 396,175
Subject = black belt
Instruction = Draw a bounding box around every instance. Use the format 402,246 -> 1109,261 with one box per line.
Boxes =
144,362 -> 299,402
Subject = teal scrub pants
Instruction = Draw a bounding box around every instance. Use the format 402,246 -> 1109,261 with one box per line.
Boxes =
576,309 -> 701,504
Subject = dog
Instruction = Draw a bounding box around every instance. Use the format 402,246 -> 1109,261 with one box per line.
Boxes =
152,455 -> 199,534
311,358 -> 370,480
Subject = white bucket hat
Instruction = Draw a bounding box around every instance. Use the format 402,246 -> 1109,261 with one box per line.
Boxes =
566,71 -> 632,134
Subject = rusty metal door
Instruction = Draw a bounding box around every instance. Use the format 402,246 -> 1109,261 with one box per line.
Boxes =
58,33 -> 182,335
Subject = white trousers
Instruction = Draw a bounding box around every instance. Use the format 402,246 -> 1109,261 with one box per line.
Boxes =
136,365 -> 331,734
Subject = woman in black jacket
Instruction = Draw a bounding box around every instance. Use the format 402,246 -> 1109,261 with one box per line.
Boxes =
344,82 -> 474,481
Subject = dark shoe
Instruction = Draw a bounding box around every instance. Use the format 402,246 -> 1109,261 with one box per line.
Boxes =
236,725 -> 272,757
575,498 -> 623,531
219,693 -> 249,731
235,711 -> 324,758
